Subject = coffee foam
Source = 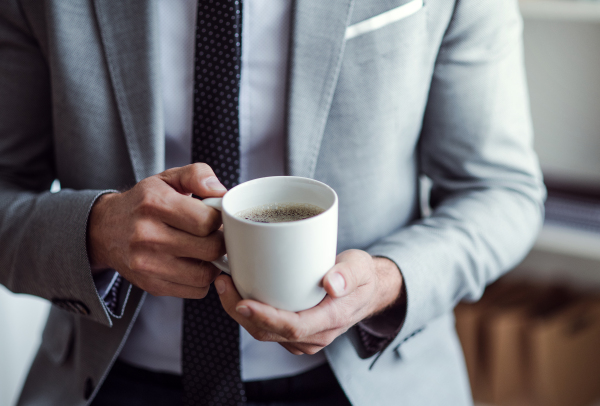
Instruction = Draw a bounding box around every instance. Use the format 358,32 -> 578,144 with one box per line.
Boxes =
235,202 -> 324,223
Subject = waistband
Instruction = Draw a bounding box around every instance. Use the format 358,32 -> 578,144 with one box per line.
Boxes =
110,359 -> 344,403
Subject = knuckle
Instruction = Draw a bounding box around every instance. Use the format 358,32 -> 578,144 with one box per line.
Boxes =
192,213 -> 208,235
191,162 -> 213,178
202,235 -> 226,262
130,224 -> 148,245
130,221 -> 161,247
197,263 -> 218,286
196,272 -> 211,288
341,264 -> 357,288
138,192 -> 163,216
284,325 -> 303,341
203,249 -> 223,263
128,254 -> 148,273
252,330 -> 270,342
193,215 -> 211,236
288,347 -> 303,356
136,177 -> 153,191
195,209 -> 221,235
329,310 -> 342,330
320,334 -> 336,347
195,287 -> 210,299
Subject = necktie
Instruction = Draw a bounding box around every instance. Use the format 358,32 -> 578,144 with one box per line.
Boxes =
183,1 -> 244,405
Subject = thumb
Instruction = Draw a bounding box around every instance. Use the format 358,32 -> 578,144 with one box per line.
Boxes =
323,262 -> 358,299
323,250 -> 373,298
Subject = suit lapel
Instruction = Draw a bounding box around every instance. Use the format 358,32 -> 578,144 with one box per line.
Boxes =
94,0 -> 163,182
94,1 -> 354,181
286,0 -> 355,178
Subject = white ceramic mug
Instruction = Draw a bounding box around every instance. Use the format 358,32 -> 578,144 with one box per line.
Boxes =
203,176 -> 338,312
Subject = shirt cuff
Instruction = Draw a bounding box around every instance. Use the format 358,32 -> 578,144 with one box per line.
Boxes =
93,269 -> 119,299
93,270 -> 124,315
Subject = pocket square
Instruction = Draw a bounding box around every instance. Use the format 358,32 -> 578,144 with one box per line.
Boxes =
345,0 -> 424,40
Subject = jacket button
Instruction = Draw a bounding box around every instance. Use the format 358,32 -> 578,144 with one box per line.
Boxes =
84,377 -> 94,400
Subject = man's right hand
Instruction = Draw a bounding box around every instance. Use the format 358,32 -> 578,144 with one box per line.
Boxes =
87,163 -> 228,299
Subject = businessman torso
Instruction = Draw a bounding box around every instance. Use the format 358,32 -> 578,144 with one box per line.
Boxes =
0,0 -> 543,405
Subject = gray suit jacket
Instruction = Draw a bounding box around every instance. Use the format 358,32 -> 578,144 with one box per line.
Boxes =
0,0 -> 544,405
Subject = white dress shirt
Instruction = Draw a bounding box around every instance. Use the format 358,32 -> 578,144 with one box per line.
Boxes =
117,0 -> 326,381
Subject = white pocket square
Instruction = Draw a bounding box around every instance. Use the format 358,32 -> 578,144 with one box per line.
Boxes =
345,0 -> 424,40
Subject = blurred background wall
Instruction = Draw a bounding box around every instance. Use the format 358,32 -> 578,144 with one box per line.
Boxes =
464,1 -> 600,405
0,288 -> 49,406
518,0 -> 600,287
1,0 -> 600,405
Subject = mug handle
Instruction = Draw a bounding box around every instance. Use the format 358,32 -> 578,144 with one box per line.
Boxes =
202,198 -> 231,275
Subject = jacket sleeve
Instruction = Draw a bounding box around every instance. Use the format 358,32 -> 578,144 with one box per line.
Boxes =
364,0 -> 545,353
0,1 -> 117,326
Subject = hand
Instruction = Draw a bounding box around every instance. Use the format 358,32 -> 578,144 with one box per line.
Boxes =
87,164 -> 228,299
214,249 -> 403,355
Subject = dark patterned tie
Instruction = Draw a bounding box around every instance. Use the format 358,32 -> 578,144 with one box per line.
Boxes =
183,1 -> 244,405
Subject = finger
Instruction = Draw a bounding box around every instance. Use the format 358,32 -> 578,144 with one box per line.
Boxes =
226,292 -> 338,342
162,227 -> 226,261
130,178 -> 223,237
160,257 -> 222,288
138,278 -> 211,299
322,249 -> 371,299
281,342 -> 326,356
133,219 -> 225,261
159,193 -> 223,237
128,250 -> 222,288
275,296 -> 345,338
279,343 -> 303,355
237,299 -> 307,342
215,275 -> 290,342
159,163 -> 228,197
215,276 -> 347,346
214,274 -> 244,319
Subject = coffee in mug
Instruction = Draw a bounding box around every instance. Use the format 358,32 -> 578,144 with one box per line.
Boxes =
235,202 -> 325,223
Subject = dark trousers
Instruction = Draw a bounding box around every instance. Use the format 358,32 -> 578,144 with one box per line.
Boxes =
91,359 -> 352,406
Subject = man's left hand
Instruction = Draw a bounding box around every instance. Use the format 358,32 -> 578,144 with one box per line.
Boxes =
214,249 -> 403,355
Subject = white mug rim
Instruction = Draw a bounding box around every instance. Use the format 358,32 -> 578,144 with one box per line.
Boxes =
220,176 -> 338,228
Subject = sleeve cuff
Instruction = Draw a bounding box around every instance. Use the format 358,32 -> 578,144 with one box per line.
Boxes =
354,267 -> 408,358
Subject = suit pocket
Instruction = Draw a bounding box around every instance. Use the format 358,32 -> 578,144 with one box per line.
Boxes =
345,0 -> 424,40
40,307 -> 75,365
342,0 -> 428,65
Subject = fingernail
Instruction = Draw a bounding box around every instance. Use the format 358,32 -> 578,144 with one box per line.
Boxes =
329,273 -> 346,296
205,176 -> 227,191
215,279 -> 225,295
236,305 -> 251,317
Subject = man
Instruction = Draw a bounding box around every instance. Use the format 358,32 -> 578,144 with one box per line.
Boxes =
0,0 -> 544,405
